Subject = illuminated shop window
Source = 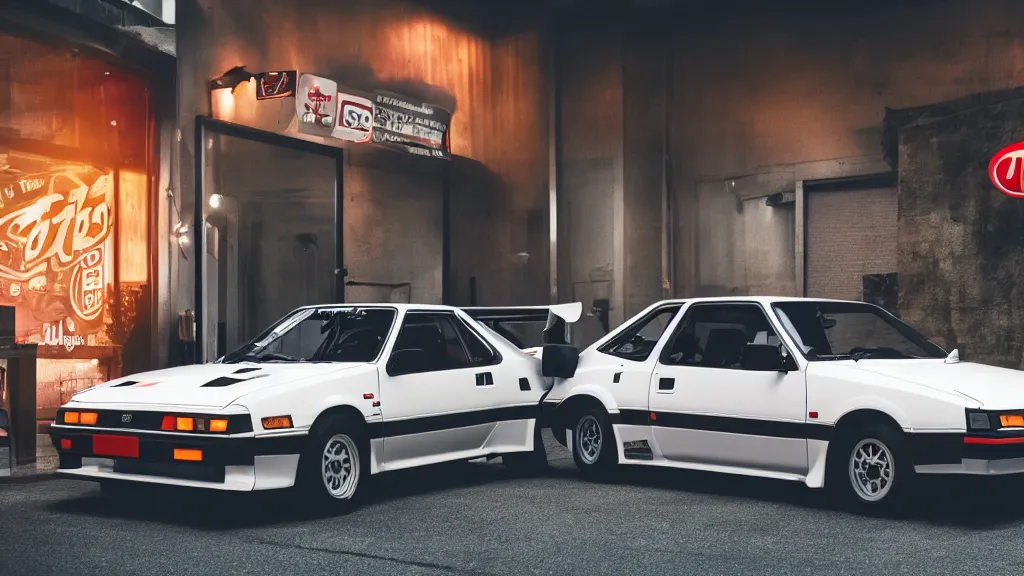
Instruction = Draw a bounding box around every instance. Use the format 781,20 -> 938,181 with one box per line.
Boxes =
0,32 -> 155,424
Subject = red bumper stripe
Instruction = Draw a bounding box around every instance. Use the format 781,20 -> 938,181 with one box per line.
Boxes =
964,436 -> 1024,445
92,434 -> 140,458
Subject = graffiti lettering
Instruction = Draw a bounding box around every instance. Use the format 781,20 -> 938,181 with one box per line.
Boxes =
0,172 -> 111,281
42,320 -> 85,352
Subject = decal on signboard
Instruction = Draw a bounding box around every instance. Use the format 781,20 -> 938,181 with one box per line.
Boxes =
332,93 -> 373,143
255,71 -> 296,100
371,91 -> 452,159
296,74 -> 338,137
989,142 -> 1024,198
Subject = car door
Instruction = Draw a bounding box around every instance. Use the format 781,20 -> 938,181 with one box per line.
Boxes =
378,310 -> 508,470
648,302 -> 809,476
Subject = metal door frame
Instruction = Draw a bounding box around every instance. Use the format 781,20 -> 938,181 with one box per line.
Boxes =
193,116 -> 345,364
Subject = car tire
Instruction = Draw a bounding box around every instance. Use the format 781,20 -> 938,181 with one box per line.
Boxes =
570,406 -> 618,478
828,422 -> 913,513
502,424 -> 549,476
295,414 -> 368,514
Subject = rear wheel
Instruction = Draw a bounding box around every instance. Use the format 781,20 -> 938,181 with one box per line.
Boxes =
295,415 -> 367,514
570,406 -> 618,478
828,423 -> 913,512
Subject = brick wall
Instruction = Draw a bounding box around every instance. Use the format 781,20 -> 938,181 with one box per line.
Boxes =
806,187 -> 898,301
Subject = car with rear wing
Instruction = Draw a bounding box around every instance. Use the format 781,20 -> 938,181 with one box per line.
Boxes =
50,302 -> 582,512
541,296 -> 1024,510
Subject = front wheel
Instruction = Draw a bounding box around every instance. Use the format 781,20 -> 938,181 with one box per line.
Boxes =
570,407 -> 618,478
295,415 -> 367,514
828,423 -> 913,512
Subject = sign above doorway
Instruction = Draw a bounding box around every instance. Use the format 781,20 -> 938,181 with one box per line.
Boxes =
371,91 -> 452,159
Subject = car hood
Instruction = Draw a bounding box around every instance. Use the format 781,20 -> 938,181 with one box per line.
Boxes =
844,359 -> 1024,408
70,362 -> 365,410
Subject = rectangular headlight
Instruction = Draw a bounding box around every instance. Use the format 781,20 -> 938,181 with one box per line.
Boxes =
968,412 -> 991,430
1000,414 -> 1024,427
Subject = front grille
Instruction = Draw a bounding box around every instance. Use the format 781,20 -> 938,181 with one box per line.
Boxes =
55,409 -> 253,434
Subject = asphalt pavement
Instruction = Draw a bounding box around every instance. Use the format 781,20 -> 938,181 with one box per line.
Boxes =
2,433 -> 1024,576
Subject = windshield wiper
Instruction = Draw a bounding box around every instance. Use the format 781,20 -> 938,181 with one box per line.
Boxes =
234,352 -> 304,363
848,347 -> 917,361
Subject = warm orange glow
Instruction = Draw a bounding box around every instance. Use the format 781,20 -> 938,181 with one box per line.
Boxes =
176,417 -> 195,431
261,416 -> 293,430
173,448 -> 203,462
211,86 -> 237,122
118,169 -> 149,283
209,419 -> 229,433
1001,415 -> 1024,427
80,412 -> 98,425
63,411 -> 80,424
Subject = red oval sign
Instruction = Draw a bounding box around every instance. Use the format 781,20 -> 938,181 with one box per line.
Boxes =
989,142 -> 1024,198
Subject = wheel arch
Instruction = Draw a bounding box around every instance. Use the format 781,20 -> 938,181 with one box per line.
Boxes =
551,387 -> 619,440
309,404 -> 371,436
819,407 -> 906,488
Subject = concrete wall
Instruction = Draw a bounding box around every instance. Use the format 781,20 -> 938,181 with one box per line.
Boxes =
896,95 -> 1024,369
668,0 -> 1024,299
175,0 -> 549,342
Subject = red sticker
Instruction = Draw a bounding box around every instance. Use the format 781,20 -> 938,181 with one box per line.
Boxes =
988,142 -> 1024,198
131,381 -> 159,388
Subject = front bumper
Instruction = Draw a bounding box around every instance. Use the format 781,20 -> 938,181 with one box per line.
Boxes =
912,432 -> 1024,475
50,426 -> 306,491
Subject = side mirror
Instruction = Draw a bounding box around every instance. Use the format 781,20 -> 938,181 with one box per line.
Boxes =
542,344 -> 579,379
387,348 -> 430,376
741,344 -> 788,372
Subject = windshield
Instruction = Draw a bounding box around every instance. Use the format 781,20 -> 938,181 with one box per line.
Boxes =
220,307 -> 397,364
771,301 -> 946,360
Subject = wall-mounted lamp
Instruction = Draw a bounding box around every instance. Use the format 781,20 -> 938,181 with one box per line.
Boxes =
208,193 -> 224,210
172,222 -> 191,248
209,65 -> 255,93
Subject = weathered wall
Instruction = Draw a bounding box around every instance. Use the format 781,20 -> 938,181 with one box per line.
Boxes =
175,0 -> 549,337
668,0 -> 1024,298
897,96 -> 1024,369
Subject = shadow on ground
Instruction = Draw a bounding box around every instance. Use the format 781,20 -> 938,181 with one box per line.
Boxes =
42,449 -> 1024,532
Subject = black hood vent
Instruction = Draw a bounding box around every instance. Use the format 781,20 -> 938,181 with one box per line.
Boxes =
110,380 -> 140,388
201,374 -> 268,388
201,376 -> 245,388
232,367 -> 261,374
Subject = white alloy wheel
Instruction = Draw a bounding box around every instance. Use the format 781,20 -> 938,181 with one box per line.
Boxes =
576,414 -> 603,465
848,437 -> 895,503
321,433 -> 360,500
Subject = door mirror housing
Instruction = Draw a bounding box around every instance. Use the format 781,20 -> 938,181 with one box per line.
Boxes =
541,344 -> 579,379
387,348 -> 430,376
741,344 -> 791,372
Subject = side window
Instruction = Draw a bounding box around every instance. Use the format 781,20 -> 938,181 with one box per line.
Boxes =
388,312 -> 482,375
452,318 -> 499,366
598,305 -> 681,361
660,304 -> 777,369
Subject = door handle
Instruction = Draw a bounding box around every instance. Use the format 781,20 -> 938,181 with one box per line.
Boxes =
475,372 -> 494,387
658,377 -> 675,391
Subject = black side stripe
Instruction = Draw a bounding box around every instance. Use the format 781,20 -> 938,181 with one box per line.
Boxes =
612,409 -> 833,441
370,405 -> 539,439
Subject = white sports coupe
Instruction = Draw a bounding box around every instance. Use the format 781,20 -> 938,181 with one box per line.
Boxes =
49,302 -> 583,511
541,296 -> 1024,510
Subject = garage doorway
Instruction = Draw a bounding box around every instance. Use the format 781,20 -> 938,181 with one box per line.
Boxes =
194,118 -> 344,363
805,173 -> 899,314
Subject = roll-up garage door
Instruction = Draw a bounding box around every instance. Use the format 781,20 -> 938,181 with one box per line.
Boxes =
805,186 -> 898,307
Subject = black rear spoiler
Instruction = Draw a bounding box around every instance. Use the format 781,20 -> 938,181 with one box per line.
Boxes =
461,302 -> 583,346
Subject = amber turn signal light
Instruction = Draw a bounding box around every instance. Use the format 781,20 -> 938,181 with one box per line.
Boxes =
173,448 -> 203,462
1000,414 -> 1024,427
261,416 -> 293,430
209,419 -> 229,433
80,412 -> 98,425
63,411 -> 79,424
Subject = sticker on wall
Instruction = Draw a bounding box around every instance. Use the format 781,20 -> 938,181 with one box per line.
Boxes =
371,91 -> 452,159
988,142 -> 1024,198
332,93 -> 373,143
255,71 -> 296,100
296,74 -> 338,136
